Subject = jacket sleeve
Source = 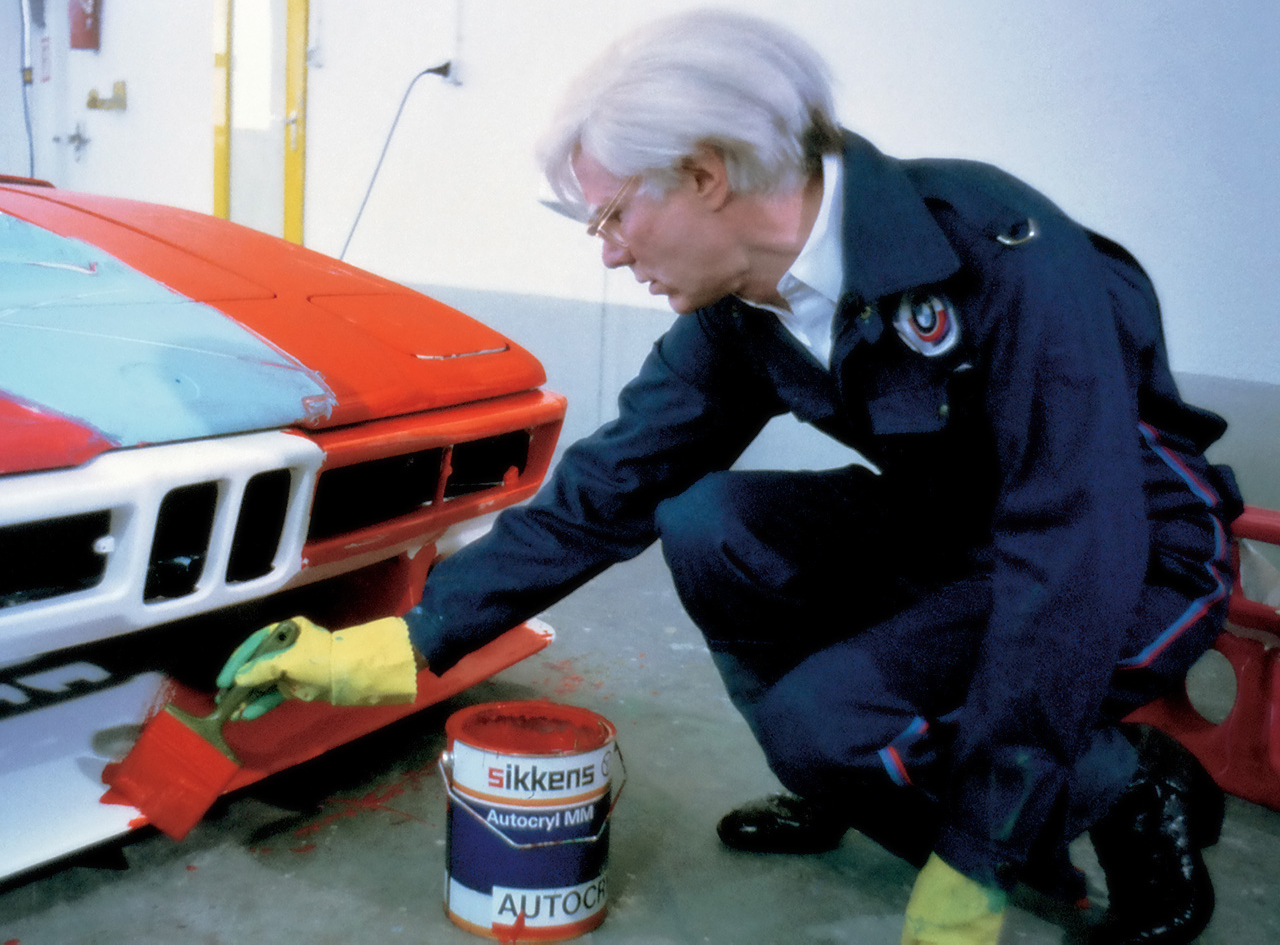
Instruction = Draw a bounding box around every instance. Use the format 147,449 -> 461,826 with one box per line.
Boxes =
932,227 -> 1150,888
406,308 -> 779,672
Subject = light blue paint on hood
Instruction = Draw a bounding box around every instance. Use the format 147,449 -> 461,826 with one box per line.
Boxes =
0,212 -> 337,446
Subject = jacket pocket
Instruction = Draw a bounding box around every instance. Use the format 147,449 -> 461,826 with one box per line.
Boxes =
865,378 -> 951,435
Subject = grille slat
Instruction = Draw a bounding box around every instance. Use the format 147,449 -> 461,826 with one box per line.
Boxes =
143,482 -> 218,602
308,448 -> 445,542
307,430 -> 533,541
227,469 -> 292,583
0,430 -> 325,665
443,431 -> 531,499
0,511 -> 112,609
0,406 -> 556,642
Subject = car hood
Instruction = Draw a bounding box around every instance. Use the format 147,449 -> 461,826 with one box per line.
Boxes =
0,184 -> 546,475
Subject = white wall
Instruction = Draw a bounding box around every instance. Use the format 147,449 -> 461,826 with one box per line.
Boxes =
304,0 -> 1279,390
4,1 -> 1276,451
0,2 -> 30,176
7,0 -> 214,210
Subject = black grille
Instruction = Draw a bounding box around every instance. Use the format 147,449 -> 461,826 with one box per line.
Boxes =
444,432 -> 530,499
308,448 -> 444,541
0,510 -> 112,608
144,482 -> 218,601
227,469 -> 292,583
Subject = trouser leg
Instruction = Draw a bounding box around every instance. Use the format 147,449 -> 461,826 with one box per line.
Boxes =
654,466 -> 928,729
654,467 -> 978,861
654,465 -> 1231,898
745,579 -> 987,865
742,551 -> 1228,886
747,586 -> 1136,900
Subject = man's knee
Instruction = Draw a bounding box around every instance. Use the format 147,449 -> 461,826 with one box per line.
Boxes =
655,472 -> 810,650
656,472 -> 793,599
654,473 -> 737,570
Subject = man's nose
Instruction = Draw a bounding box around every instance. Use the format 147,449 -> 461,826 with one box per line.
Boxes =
601,238 -> 633,269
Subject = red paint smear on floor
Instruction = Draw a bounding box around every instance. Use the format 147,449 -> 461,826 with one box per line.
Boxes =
544,658 -> 585,695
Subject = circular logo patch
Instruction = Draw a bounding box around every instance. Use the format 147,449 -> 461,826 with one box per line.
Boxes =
894,293 -> 961,357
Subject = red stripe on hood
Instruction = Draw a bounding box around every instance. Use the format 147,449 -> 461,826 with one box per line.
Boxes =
0,393 -> 117,475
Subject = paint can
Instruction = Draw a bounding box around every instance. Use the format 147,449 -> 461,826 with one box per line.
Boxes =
440,700 -> 623,942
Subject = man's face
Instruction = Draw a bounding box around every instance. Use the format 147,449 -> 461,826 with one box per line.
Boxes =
571,150 -> 746,315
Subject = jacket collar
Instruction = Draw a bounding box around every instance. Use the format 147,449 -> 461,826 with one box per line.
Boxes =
838,131 -> 960,305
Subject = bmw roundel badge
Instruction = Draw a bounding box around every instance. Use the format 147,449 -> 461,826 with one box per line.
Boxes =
894,293 -> 961,357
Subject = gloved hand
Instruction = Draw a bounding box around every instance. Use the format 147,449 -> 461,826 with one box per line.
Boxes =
216,616 -> 419,720
901,853 -> 1007,945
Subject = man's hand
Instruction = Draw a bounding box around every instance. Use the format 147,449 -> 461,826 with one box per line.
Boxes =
901,853 -> 1006,945
216,616 -> 419,720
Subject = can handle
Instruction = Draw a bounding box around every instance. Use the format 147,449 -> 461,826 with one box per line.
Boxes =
437,747 -> 627,851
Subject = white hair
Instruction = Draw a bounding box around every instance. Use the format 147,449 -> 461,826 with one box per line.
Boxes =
539,9 -> 842,218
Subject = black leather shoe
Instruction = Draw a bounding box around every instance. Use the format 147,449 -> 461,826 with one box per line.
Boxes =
1089,725 -> 1223,945
717,793 -> 848,854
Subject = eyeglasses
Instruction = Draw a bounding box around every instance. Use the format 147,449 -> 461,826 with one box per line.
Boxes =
585,175 -> 640,247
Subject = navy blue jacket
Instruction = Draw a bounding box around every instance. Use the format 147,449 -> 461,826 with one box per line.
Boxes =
409,132 -> 1239,882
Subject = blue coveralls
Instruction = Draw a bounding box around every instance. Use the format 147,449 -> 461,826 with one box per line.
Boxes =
408,132 -> 1242,892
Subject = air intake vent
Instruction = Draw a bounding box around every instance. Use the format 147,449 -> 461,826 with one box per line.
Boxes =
144,482 -> 218,601
444,431 -> 530,499
0,511 -> 112,608
227,469 -> 292,583
309,448 -> 444,541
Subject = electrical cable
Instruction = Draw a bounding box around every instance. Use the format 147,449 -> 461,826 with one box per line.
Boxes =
18,0 -> 36,177
340,60 -> 451,260
21,72 -> 35,178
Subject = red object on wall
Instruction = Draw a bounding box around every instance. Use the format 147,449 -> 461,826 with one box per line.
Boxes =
1126,506 -> 1280,811
69,0 -> 101,50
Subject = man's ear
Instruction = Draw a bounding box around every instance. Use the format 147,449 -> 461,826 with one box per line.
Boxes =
682,147 -> 732,210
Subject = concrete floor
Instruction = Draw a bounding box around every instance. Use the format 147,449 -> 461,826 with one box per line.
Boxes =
2,545 -> 1279,944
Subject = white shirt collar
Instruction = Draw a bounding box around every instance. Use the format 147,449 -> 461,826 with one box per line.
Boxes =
782,153 -> 844,306
757,153 -> 844,365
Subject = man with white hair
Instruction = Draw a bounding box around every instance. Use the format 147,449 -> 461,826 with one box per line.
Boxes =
224,10 -> 1241,944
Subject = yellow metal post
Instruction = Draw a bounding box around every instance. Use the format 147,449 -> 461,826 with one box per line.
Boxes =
283,0 -> 309,244
213,0 -> 232,219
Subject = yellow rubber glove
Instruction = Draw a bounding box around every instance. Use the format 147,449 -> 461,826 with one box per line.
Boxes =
217,616 -> 418,719
901,853 -> 1007,945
